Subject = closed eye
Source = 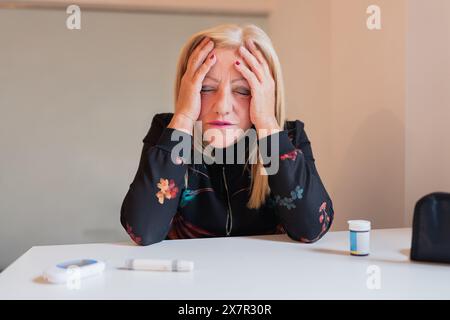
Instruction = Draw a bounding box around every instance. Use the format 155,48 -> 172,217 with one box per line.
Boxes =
235,89 -> 250,96
200,86 -> 214,93
201,86 -> 250,96
234,86 -> 251,96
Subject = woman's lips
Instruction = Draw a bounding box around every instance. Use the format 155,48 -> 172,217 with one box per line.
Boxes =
207,121 -> 235,127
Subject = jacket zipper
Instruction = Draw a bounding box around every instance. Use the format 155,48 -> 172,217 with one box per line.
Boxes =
222,166 -> 233,236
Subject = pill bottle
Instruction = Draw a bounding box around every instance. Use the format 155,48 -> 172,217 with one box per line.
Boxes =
347,220 -> 371,256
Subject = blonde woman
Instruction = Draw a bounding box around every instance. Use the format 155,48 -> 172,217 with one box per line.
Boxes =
120,24 -> 334,245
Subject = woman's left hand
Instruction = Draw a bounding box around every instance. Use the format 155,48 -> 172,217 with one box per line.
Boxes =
234,39 -> 280,134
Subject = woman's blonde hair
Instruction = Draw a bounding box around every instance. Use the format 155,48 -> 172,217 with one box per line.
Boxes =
173,23 -> 286,209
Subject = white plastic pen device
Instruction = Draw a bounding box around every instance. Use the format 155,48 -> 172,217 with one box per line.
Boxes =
125,259 -> 194,272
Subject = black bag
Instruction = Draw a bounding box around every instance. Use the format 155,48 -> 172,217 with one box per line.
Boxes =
411,192 -> 450,263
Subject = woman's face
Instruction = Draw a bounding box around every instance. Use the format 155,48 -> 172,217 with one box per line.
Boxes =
198,47 -> 252,149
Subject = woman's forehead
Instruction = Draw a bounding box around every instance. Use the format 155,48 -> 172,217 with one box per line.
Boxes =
204,48 -> 248,83
211,47 -> 240,62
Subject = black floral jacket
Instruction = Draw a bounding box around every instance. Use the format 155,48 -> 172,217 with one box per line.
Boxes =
120,113 -> 334,245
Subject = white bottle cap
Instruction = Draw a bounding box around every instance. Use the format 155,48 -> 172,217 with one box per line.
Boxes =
175,260 -> 194,272
124,259 -> 134,269
347,220 -> 371,231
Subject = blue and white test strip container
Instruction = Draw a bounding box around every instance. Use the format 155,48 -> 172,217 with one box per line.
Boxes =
347,220 -> 371,256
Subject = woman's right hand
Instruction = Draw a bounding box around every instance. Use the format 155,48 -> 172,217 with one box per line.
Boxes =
170,37 -> 216,133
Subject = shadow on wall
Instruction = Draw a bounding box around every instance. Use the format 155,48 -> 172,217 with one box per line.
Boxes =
333,108 -> 405,230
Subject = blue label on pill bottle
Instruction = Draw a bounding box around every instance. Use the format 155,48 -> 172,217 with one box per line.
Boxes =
350,231 -> 357,252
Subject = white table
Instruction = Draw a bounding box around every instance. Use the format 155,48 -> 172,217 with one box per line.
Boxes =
0,228 -> 449,299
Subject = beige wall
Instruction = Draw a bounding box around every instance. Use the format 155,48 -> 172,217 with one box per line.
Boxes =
271,0 -> 407,230
405,0 -> 450,225
330,0 -> 406,230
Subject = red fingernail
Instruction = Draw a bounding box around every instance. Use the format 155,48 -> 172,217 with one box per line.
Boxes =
235,60 -> 240,65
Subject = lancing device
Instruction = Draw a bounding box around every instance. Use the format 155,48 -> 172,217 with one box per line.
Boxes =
125,259 -> 194,272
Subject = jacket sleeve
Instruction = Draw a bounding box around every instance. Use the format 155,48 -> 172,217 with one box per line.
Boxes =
260,120 -> 334,243
120,114 -> 191,246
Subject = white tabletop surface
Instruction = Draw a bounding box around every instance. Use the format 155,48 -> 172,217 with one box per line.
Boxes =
0,228 -> 449,299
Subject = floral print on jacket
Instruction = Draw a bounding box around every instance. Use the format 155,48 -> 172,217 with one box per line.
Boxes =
156,178 -> 179,204
120,113 -> 334,246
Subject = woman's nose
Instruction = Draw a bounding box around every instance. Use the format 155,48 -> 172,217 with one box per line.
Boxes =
214,107 -> 229,116
212,91 -> 232,115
